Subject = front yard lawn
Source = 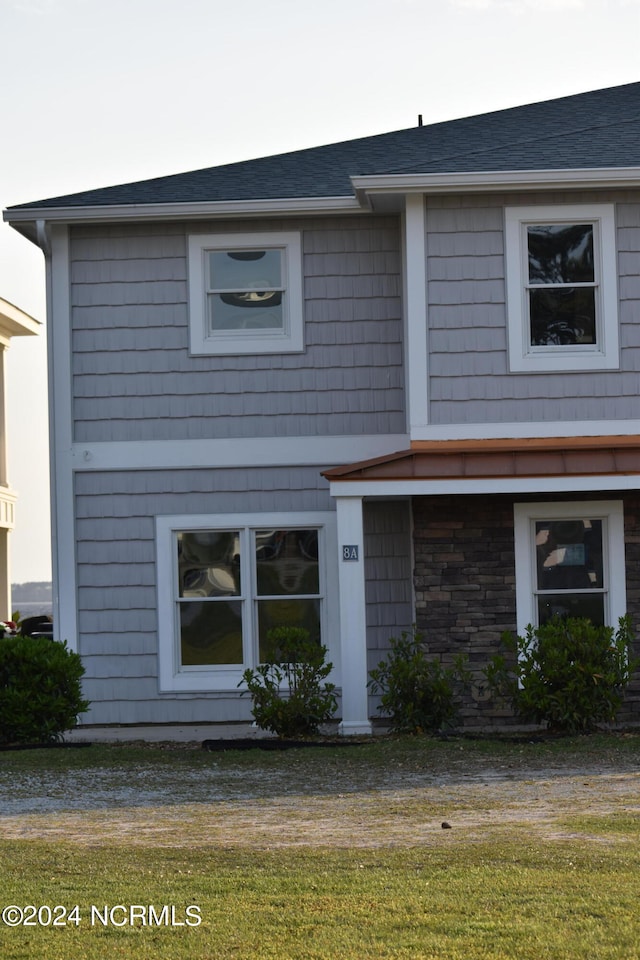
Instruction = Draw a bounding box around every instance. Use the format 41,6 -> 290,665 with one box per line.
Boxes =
1,734 -> 639,959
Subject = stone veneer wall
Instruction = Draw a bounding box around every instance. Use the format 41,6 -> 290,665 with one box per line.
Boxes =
412,493 -> 640,729
622,493 -> 640,724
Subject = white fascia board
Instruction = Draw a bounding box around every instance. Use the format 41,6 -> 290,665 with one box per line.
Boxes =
4,196 -> 362,242
329,474 -> 640,499
70,434 -> 410,472
411,420 -> 640,442
352,166 -> 640,201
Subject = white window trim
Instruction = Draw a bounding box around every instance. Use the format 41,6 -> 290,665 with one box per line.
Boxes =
156,511 -> 339,692
187,231 -> 304,355
505,203 -> 619,372
513,500 -> 626,638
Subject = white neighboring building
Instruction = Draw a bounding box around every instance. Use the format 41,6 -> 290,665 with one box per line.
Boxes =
0,297 -> 41,620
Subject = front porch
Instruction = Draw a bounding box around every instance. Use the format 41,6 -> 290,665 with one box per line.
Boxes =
326,438 -> 640,733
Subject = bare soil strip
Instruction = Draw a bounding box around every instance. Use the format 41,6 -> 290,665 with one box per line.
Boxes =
2,767 -> 638,848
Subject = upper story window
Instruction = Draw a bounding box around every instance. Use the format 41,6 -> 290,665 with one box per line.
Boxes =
505,204 -> 619,372
188,231 -> 304,355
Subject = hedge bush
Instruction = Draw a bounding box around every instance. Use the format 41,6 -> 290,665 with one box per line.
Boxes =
240,626 -> 337,738
485,616 -> 638,733
0,635 -> 90,745
368,629 -> 471,734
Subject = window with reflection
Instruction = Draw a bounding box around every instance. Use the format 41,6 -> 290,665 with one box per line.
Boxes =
534,518 -> 606,625
177,531 -> 243,665
187,231 -> 303,356
505,204 -> 618,372
527,224 -> 597,346
174,526 -> 323,668
255,529 -> 321,660
208,249 -> 285,333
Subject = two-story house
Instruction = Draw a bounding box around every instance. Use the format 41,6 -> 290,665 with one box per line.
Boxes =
5,82 -> 640,732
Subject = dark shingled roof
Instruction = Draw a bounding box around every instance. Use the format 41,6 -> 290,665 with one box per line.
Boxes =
9,82 -> 640,211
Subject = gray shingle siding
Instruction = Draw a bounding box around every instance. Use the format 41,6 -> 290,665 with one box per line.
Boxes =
364,500 -> 413,650
74,466 -> 334,725
75,471 -> 414,726
71,216 -> 405,443
427,193 -> 640,426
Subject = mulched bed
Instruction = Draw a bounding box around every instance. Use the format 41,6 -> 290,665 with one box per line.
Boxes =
201,738 -> 369,752
0,741 -> 93,752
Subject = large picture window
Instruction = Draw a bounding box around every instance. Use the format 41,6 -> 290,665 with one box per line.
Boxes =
157,512 -> 338,691
188,231 -> 303,355
513,501 -> 626,636
505,204 -> 618,371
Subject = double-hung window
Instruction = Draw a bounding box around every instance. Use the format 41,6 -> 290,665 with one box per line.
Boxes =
513,501 -> 626,636
188,231 -> 303,355
505,204 -> 618,371
157,512 -> 338,691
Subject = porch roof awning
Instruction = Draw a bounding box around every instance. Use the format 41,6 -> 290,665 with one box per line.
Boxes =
322,436 -> 640,484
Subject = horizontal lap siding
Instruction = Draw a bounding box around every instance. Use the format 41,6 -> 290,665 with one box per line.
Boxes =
427,193 -> 640,425
71,217 -> 405,442
74,466 -> 332,725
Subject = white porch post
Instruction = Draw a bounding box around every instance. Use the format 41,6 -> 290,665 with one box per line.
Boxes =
335,495 -> 372,735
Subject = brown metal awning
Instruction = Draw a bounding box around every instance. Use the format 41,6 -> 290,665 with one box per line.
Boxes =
322,436 -> 640,482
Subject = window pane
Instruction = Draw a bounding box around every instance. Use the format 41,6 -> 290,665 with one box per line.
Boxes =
255,529 -> 320,596
527,224 -> 594,284
209,250 -> 282,289
257,598 -> 321,660
537,593 -> 605,626
535,519 -> 603,590
529,288 -> 596,345
178,531 -> 240,597
179,599 -> 243,664
208,293 -> 283,332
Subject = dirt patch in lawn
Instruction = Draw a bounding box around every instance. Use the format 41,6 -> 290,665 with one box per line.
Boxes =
2,751 -> 638,849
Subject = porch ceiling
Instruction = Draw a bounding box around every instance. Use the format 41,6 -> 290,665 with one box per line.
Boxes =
322,436 -> 640,482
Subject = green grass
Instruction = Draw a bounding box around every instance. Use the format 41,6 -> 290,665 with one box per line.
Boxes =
1,840 -> 639,959
560,812 -> 640,837
1,734 -> 640,958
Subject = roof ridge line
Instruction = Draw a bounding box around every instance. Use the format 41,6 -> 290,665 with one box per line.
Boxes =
380,114 -> 640,176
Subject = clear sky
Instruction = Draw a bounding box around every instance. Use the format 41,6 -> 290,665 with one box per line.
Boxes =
1,0 -> 639,584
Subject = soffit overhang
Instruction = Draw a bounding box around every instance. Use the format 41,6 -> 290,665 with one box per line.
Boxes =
0,298 -> 40,342
352,166 -> 640,210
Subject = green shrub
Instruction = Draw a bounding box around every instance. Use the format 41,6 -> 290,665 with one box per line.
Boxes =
0,635 -> 90,745
239,627 -> 337,738
368,629 -> 471,734
485,616 -> 638,733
